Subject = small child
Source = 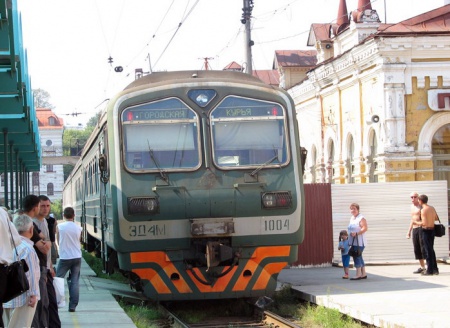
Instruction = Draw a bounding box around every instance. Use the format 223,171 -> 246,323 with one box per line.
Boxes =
338,230 -> 350,279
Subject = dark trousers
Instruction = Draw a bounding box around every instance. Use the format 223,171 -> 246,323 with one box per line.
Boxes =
422,229 -> 438,274
0,265 -> 7,328
47,271 -> 61,328
32,267 -> 49,328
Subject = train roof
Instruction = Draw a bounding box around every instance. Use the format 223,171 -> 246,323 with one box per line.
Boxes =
124,70 -> 271,91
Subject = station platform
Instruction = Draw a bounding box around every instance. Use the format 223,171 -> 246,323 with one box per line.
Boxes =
278,262 -> 450,328
58,258 -> 137,328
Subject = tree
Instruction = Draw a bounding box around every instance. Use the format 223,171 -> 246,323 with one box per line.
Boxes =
33,88 -> 54,109
86,111 -> 102,128
62,127 -> 94,181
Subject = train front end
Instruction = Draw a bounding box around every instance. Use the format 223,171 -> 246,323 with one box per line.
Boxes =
108,71 -> 305,300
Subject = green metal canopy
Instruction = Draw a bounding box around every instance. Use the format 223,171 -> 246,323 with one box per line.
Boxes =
0,0 -> 41,173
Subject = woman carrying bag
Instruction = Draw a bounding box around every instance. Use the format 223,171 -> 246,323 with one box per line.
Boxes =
348,203 -> 368,280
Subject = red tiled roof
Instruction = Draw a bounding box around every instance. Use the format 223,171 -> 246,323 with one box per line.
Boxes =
36,108 -> 64,128
307,23 -> 332,45
223,61 -> 243,70
378,4 -> 450,34
252,70 -> 280,86
274,50 -> 317,68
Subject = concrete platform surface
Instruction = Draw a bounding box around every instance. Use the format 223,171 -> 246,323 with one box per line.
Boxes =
58,258 -> 137,328
278,263 -> 450,328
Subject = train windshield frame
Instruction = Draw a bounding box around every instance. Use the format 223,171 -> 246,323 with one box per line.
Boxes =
121,98 -> 201,172
210,96 -> 290,170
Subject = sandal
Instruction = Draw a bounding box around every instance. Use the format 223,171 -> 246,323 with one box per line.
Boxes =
342,275 -> 349,279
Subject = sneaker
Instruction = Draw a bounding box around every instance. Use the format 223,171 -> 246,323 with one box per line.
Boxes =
342,275 -> 349,279
413,267 -> 424,274
421,271 -> 433,276
69,309 -> 76,312
433,271 -> 439,275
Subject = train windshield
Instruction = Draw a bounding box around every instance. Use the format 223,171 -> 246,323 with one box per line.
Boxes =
210,96 -> 289,169
121,98 -> 200,172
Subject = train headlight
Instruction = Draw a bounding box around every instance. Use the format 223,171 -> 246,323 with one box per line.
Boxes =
261,192 -> 292,209
128,197 -> 159,215
187,89 -> 216,108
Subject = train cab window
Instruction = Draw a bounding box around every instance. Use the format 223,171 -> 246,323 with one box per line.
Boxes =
121,98 -> 201,172
210,96 -> 289,169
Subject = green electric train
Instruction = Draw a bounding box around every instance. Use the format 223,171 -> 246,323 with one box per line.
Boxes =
63,70 -> 305,301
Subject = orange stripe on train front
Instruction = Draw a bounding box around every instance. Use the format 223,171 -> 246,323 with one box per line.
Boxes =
131,252 -> 193,294
187,266 -> 239,293
232,246 -> 291,292
133,268 -> 171,294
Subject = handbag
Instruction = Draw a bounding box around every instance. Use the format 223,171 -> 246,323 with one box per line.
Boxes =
3,220 -> 30,303
348,233 -> 363,257
434,215 -> 446,238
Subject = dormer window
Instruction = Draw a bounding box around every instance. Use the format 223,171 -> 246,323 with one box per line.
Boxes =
48,116 -> 56,126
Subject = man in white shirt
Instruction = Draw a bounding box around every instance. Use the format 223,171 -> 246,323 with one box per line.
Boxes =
0,207 -> 22,328
56,207 -> 82,312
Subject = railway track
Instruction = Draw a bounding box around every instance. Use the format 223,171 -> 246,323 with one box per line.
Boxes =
160,303 -> 301,328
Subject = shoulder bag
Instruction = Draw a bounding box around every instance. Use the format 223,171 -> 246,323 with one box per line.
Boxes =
3,220 -> 30,303
348,233 -> 363,257
434,215 -> 446,238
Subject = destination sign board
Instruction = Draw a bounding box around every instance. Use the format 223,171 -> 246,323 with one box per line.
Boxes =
212,97 -> 284,119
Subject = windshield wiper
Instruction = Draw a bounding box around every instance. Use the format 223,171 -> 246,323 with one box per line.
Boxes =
250,155 -> 279,177
148,141 -> 168,182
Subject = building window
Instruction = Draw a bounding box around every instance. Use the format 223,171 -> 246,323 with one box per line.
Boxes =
32,172 -> 39,186
47,183 -> 54,195
48,117 -> 56,126
46,164 -> 54,172
46,139 -> 52,146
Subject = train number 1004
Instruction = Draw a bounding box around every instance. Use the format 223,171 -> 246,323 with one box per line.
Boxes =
264,219 -> 289,232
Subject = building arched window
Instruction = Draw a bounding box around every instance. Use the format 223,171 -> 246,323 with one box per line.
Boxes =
47,183 -> 54,195
48,116 -> 56,126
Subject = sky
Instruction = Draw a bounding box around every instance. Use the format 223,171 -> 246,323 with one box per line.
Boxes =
17,0 -> 447,126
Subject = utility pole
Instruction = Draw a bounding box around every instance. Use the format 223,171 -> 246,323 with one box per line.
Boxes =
241,0 -> 254,75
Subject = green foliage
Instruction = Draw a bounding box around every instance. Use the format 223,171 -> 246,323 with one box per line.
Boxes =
118,301 -> 164,328
62,125 -> 94,181
81,250 -> 127,282
50,199 -> 62,220
33,88 -> 54,109
86,111 -> 102,128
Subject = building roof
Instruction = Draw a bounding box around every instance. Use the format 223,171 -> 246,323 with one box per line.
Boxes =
252,70 -> 280,86
223,61 -> 243,71
378,4 -> 450,35
36,108 -> 64,129
274,50 -> 318,68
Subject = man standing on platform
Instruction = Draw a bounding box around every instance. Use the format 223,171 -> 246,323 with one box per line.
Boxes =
37,195 -> 61,328
406,192 -> 426,274
56,207 -> 82,312
24,194 -> 50,328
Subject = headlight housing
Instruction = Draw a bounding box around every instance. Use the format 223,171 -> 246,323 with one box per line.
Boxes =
261,191 -> 292,209
128,197 -> 159,215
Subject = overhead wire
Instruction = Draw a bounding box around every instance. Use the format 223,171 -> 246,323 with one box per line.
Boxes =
152,0 -> 200,70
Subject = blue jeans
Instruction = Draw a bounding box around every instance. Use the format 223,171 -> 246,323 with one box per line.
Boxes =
56,258 -> 81,310
352,246 -> 365,268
